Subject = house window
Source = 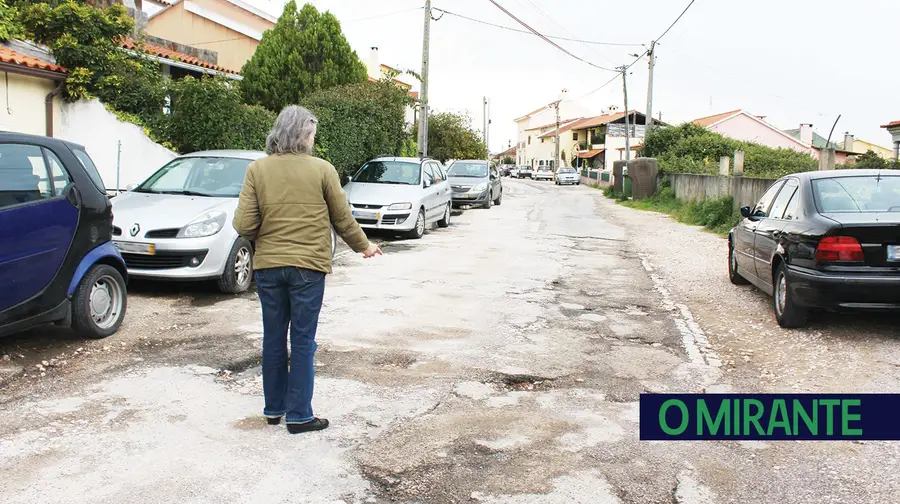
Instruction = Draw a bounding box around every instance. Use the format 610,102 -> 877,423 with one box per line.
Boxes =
573,132 -> 578,141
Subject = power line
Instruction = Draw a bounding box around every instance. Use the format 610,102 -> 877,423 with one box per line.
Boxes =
431,7 -> 642,47
485,0 -> 618,72
656,0 -> 697,43
517,0 -> 619,66
577,73 -> 621,100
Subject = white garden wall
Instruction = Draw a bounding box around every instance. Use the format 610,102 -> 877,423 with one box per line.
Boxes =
57,99 -> 177,191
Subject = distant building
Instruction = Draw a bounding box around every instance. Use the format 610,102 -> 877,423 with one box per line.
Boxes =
570,111 -> 651,169
144,0 -> 277,73
365,46 -> 419,125
692,109 -> 862,165
514,90 -> 591,168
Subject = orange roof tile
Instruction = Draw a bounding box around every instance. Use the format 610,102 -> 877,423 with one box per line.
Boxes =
527,117 -> 582,132
0,45 -> 66,75
692,109 -> 741,127
122,39 -> 239,74
566,111 -> 638,132
881,120 -> 900,129
575,149 -> 604,158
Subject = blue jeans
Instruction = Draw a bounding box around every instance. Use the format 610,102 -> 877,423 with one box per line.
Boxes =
254,266 -> 326,423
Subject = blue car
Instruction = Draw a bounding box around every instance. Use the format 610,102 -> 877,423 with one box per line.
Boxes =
0,133 -> 127,339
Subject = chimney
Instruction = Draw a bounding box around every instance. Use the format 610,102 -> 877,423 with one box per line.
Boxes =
799,123 -> 813,146
368,46 -> 379,79
843,132 -> 854,151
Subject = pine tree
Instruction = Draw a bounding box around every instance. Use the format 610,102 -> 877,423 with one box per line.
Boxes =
240,1 -> 367,112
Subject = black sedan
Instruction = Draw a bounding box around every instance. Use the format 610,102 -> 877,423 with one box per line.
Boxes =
728,169 -> 900,328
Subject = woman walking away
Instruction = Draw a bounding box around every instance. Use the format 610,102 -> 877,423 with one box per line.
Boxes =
233,105 -> 382,434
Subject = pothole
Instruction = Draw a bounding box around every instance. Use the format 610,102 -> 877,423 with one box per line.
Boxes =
489,372 -> 554,392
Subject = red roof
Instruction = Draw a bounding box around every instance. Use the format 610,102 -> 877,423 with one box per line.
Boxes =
882,120 -> 900,129
692,109 -> 741,127
0,45 -> 66,74
575,149 -> 604,159
122,39 -> 239,74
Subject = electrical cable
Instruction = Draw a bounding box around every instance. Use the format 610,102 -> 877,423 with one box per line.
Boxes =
432,6 -> 642,46
485,0 -> 618,72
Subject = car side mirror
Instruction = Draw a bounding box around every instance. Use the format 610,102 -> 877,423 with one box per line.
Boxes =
740,206 -> 751,218
125,183 -> 137,191
343,175 -> 351,185
424,179 -> 432,188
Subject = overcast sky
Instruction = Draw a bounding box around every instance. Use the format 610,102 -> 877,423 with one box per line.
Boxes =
250,0 -> 898,153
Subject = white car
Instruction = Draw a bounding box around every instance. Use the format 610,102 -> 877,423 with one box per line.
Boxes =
111,151 -> 338,293
343,157 -> 451,239
111,151 -> 265,293
555,167 -> 580,185
510,167 -> 520,178
533,166 -> 554,181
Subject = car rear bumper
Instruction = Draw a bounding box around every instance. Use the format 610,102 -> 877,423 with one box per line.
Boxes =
787,265 -> 900,310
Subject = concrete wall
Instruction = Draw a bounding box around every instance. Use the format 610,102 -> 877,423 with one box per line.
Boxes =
668,173 -> 777,210
57,99 -> 177,191
0,73 -> 62,137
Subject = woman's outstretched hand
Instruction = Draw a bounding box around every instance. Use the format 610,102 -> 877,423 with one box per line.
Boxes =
362,243 -> 383,258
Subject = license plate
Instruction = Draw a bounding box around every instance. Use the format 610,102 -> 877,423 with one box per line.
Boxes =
114,241 -> 155,255
352,210 -> 380,219
888,245 -> 900,262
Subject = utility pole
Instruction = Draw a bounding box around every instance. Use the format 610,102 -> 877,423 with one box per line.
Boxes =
483,97 -> 491,164
554,99 -> 561,171
619,66 -> 631,162
645,40 -> 657,132
417,0 -> 432,159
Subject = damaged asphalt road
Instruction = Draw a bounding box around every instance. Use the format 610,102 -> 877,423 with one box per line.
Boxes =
1,179 -> 899,503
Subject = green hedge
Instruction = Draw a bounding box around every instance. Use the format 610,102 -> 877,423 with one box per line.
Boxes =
155,76 -> 275,153
302,80 -> 412,178
643,123 -> 817,179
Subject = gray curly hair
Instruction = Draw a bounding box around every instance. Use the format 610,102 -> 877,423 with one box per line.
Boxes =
265,105 -> 318,155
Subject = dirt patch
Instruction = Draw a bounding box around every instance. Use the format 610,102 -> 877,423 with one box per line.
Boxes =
490,372 -> 554,392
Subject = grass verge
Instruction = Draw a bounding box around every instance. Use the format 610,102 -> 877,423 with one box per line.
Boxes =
605,186 -> 740,236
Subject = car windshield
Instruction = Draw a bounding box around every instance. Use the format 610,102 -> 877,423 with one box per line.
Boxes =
558,168 -> 576,174
136,157 -> 252,197
813,176 -> 900,213
448,162 -> 489,178
353,161 -> 421,185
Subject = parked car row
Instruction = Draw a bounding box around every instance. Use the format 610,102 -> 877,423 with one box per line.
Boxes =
342,157 -> 503,240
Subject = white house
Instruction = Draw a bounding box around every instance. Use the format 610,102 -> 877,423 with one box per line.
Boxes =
514,90 -> 591,168
366,46 -> 419,126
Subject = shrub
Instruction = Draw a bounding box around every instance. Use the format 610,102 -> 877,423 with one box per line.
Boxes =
303,80 -> 411,177
161,76 -> 275,153
645,123 -> 817,178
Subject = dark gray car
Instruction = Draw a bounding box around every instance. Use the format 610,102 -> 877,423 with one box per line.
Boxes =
447,160 -> 502,209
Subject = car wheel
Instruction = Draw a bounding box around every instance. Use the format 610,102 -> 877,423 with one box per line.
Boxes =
494,190 -> 502,206
728,241 -> 750,285
437,203 -> 451,228
71,264 -> 127,339
218,237 -> 253,294
483,193 -> 492,209
407,209 -> 426,239
773,263 -> 808,328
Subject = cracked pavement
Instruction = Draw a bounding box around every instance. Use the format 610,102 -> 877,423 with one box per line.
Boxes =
1,179 -> 898,503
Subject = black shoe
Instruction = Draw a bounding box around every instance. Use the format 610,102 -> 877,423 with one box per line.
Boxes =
286,418 -> 329,434
266,417 -> 282,425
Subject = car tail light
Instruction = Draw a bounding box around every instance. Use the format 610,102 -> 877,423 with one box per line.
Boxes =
816,236 -> 864,262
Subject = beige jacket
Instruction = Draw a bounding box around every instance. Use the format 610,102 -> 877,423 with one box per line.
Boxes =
232,153 -> 369,273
